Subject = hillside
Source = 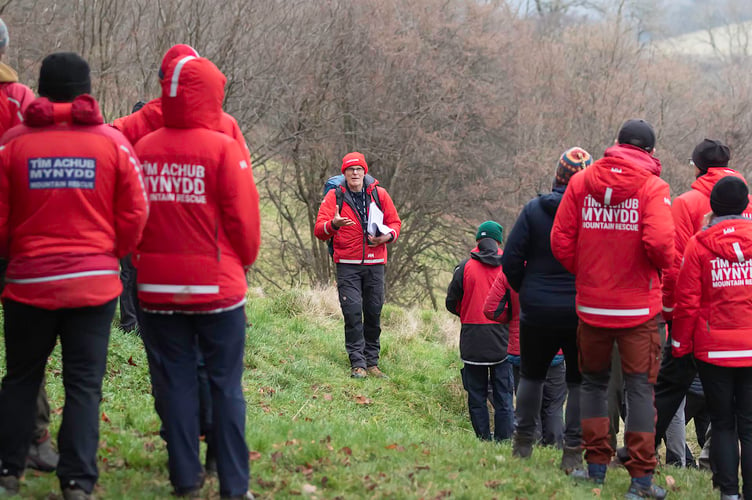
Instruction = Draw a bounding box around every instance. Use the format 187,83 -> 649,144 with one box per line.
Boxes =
7,288 -> 715,499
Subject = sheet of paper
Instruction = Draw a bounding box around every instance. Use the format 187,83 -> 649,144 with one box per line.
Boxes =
367,201 -> 392,236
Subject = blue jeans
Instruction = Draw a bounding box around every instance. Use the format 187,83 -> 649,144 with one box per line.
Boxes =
142,307 -> 249,497
461,361 -> 514,441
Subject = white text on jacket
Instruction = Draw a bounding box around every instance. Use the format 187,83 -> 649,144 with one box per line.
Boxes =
581,194 -> 639,232
28,157 -> 96,189
142,162 -> 206,204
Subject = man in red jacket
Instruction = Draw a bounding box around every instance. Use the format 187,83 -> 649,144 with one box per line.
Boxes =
135,55 -> 259,500
655,139 -> 752,451
314,152 -> 401,378
551,119 -> 673,499
672,176 -> 752,500
0,52 -> 148,499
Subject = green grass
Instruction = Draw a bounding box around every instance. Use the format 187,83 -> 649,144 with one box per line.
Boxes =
3,290 -> 716,499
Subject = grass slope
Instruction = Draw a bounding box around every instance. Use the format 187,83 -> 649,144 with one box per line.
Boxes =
6,289 -> 715,499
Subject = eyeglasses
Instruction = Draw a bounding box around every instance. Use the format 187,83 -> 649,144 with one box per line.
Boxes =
345,167 -> 364,174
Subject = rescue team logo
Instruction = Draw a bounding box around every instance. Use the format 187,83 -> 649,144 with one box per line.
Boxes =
710,257 -> 752,288
142,162 -> 206,204
581,194 -> 640,232
28,157 -> 96,189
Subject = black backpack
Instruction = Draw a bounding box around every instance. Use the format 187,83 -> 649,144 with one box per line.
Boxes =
322,174 -> 382,258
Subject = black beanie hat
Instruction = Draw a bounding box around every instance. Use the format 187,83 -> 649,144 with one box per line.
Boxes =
692,139 -> 730,174
710,176 -> 749,217
38,52 -> 91,102
617,119 -> 656,152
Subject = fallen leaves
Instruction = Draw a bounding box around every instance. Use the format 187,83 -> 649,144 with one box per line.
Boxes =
249,451 -> 262,461
354,394 -> 372,405
665,475 -> 677,490
127,356 -> 137,366
385,443 -> 405,451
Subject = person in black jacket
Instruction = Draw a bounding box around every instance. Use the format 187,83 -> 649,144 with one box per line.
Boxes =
502,147 -> 592,471
446,221 -> 513,441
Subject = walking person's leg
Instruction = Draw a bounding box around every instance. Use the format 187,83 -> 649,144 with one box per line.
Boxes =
56,299 -> 116,495
0,299 -> 58,493
514,323 -> 560,457
617,318 -> 664,497
541,361 -> 566,448
461,364 -> 491,440
491,360 -> 515,441
336,264 -> 367,374
575,321 -> 616,483
26,382 -> 59,472
144,312 -> 204,495
196,308 -> 249,498
664,398 -> 687,467
733,366 -> 752,500
697,360 -> 740,498
362,265 -> 385,374
560,325 -> 583,472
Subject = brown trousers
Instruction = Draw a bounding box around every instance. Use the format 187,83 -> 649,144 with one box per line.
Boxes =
578,316 -> 662,477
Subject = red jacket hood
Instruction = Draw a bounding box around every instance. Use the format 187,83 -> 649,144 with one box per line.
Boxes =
24,95 -> 104,127
161,56 -> 224,130
691,167 -> 746,197
583,144 -> 659,206
696,217 -> 752,263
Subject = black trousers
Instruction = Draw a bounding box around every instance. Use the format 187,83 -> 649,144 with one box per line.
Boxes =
336,264 -> 385,369
0,298 -> 116,493
519,322 -> 580,384
119,255 -> 139,332
654,337 -> 697,448
696,360 -> 752,499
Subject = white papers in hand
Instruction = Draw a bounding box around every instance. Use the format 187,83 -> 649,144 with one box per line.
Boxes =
367,202 -> 392,236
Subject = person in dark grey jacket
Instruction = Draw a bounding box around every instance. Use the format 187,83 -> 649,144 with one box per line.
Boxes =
502,147 -> 592,472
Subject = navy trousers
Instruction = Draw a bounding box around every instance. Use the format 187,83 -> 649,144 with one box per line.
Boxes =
462,361 -> 514,441
0,298 -> 116,493
142,307 -> 249,497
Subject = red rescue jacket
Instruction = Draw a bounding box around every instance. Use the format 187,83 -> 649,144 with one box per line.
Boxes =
134,56 -> 260,313
0,95 -> 148,309
314,180 -> 401,265
551,145 -> 675,328
672,217 -> 752,367
662,168 -> 752,319
483,269 -> 520,356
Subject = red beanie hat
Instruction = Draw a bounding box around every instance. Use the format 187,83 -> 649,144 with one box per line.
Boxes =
341,152 -> 368,174
159,44 -> 199,79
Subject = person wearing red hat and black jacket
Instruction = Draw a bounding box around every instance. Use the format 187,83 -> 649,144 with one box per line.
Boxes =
551,119 -> 673,499
672,176 -> 752,500
135,55 -> 259,500
502,147 -> 592,472
0,52 -> 148,499
314,152 -> 401,379
654,139 -> 752,452
446,221 -> 514,441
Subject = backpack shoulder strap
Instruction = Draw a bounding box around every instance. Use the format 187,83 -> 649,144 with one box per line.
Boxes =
370,185 -> 382,210
335,185 -> 344,213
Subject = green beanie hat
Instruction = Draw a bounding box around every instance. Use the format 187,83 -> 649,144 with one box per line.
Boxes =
475,221 -> 503,244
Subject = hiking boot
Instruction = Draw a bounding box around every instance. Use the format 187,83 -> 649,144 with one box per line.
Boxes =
351,367 -> 367,379
560,445 -> 583,473
0,475 -> 19,495
26,434 -> 59,472
62,486 -> 93,500
571,467 -> 605,485
720,494 -> 740,500
366,366 -> 388,378
625,480 -> 667,499
512,433 -> 534,459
